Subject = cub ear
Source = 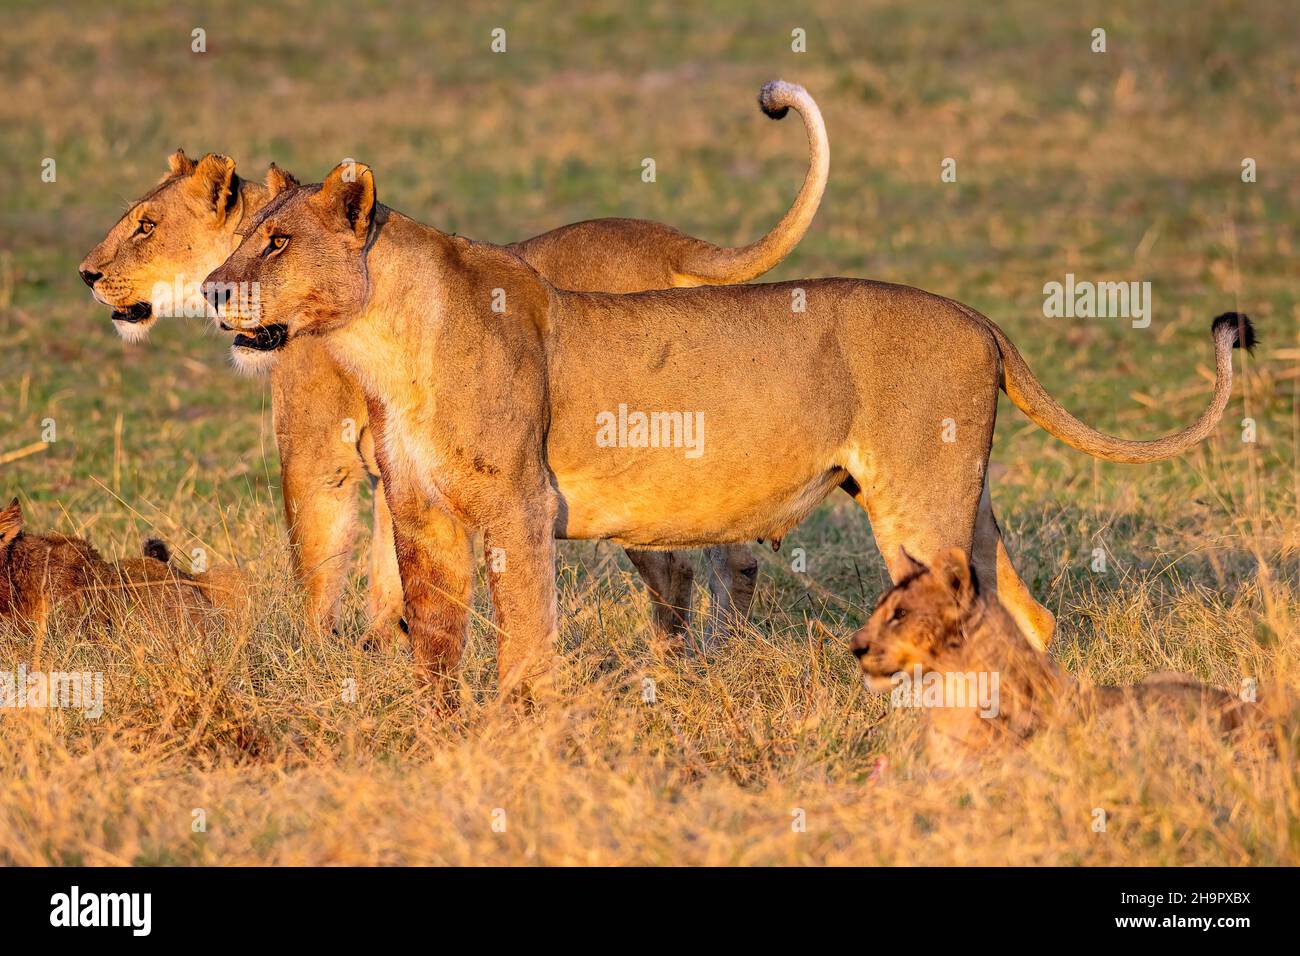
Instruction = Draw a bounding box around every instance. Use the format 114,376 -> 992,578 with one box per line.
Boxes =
0,497 -> 23,546
165,147 -> 196,179
934,547 -> 977,607
187,153 -> 240,222
897,546 -> 928,578
313,160 -> 376,240
265,162 -> 300,197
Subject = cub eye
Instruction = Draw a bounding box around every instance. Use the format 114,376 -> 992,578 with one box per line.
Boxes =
264,234 -> 289,255
136,219 -> 155,237
888,607 -> 908,625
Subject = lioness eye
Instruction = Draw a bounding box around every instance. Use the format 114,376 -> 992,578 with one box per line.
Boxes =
265,234 -> 289,255
889,607 -> 907,624
136,219 -> 154,237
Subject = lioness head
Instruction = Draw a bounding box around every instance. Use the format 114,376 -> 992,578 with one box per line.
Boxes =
204,161 -> 375,373
79,149 -> 244,342
849,548 -> 979,692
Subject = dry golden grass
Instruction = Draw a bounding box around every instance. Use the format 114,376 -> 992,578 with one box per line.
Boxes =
0,502 -> 1296,866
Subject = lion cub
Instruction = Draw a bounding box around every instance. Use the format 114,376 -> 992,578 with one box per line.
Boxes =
849,548 -> 1257,765
0,498 -> 243,635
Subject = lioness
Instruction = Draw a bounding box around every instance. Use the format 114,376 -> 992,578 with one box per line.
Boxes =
849,548 -> 1259,767
204,158 -> 1253,700
78,81 -> 830,643
0,498 -> 244,636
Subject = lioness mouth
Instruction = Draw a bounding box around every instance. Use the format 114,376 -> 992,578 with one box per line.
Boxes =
111,302 -> 153,324
232,324 -> 288,351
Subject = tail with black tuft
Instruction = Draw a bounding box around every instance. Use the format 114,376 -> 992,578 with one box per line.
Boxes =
976,304 -> 1255,464
1212,311 -> 1256,353
142,538 -> 171,563
757,80 -> 792,119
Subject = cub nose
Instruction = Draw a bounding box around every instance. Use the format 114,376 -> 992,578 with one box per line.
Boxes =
79,269 -> 102,288
849,629 -> 871,659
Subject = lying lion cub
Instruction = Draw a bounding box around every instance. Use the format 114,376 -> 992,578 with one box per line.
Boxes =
849,548 -> 1258,766
204,158 -> 1252,701
78,81 -> 829,645
0,498 -> 243,636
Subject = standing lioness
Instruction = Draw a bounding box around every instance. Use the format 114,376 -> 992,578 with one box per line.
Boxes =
205,159 -> 1252,699
78,81 -> 829,643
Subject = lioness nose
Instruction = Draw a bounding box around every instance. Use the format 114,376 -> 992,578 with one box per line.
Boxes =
204,282 -> 232,313
79,269 -> 102,288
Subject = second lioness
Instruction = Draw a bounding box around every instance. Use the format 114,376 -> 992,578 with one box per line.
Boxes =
78,81 -> 829,642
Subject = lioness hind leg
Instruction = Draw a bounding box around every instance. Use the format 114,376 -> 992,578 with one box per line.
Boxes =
971,480 -> 1056,650
625,548 -> 694,640
364,474 -> 405,646
703,544 -> 759,646
846,454 -> 984,597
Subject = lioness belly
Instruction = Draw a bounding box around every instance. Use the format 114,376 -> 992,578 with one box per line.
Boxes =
551,449 -> 849,547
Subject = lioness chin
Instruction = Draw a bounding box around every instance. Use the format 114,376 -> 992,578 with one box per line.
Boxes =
205,159 -> 1251,699
79,81 -> 830,646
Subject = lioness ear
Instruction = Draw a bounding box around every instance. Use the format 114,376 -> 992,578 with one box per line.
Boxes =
187,153 -> 240,222
897,546 -> 928,578
934,547 -> 977,607
165,147 -> 196,179
314,160 -> 376,240
0,497 -> 23,546
265,162 -> 300,197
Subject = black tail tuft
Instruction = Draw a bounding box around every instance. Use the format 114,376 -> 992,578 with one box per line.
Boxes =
1212,312 -> 1257,353
758,80 -> 791,120
142,538 -> 171,563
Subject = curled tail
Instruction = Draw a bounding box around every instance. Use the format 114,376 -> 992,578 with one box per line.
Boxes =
986,311 -> 1255,464
676,80 -> 829,284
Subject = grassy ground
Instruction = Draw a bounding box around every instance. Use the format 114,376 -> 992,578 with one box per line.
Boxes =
1,0 -> 1298,864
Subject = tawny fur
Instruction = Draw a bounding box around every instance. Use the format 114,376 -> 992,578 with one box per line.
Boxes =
0,498 -> 245,636
203,160 -> 1248,698
849,548 -> 1260,767
78,81 -> 830,645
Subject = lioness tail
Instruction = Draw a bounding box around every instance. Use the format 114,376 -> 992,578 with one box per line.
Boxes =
675,80 -> 829,284
986,311 -> 1254,464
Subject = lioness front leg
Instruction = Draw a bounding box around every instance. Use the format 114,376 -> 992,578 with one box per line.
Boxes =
278,439 -> 362,636
482,500 -> 560,704
387,487 -> 474,701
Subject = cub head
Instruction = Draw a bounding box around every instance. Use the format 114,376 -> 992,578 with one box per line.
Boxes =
78,149 -> 244,342
205,160 -> 375,374
0,498 -> 102,621
0,497 -> 22,550
849,548 -> 979,691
